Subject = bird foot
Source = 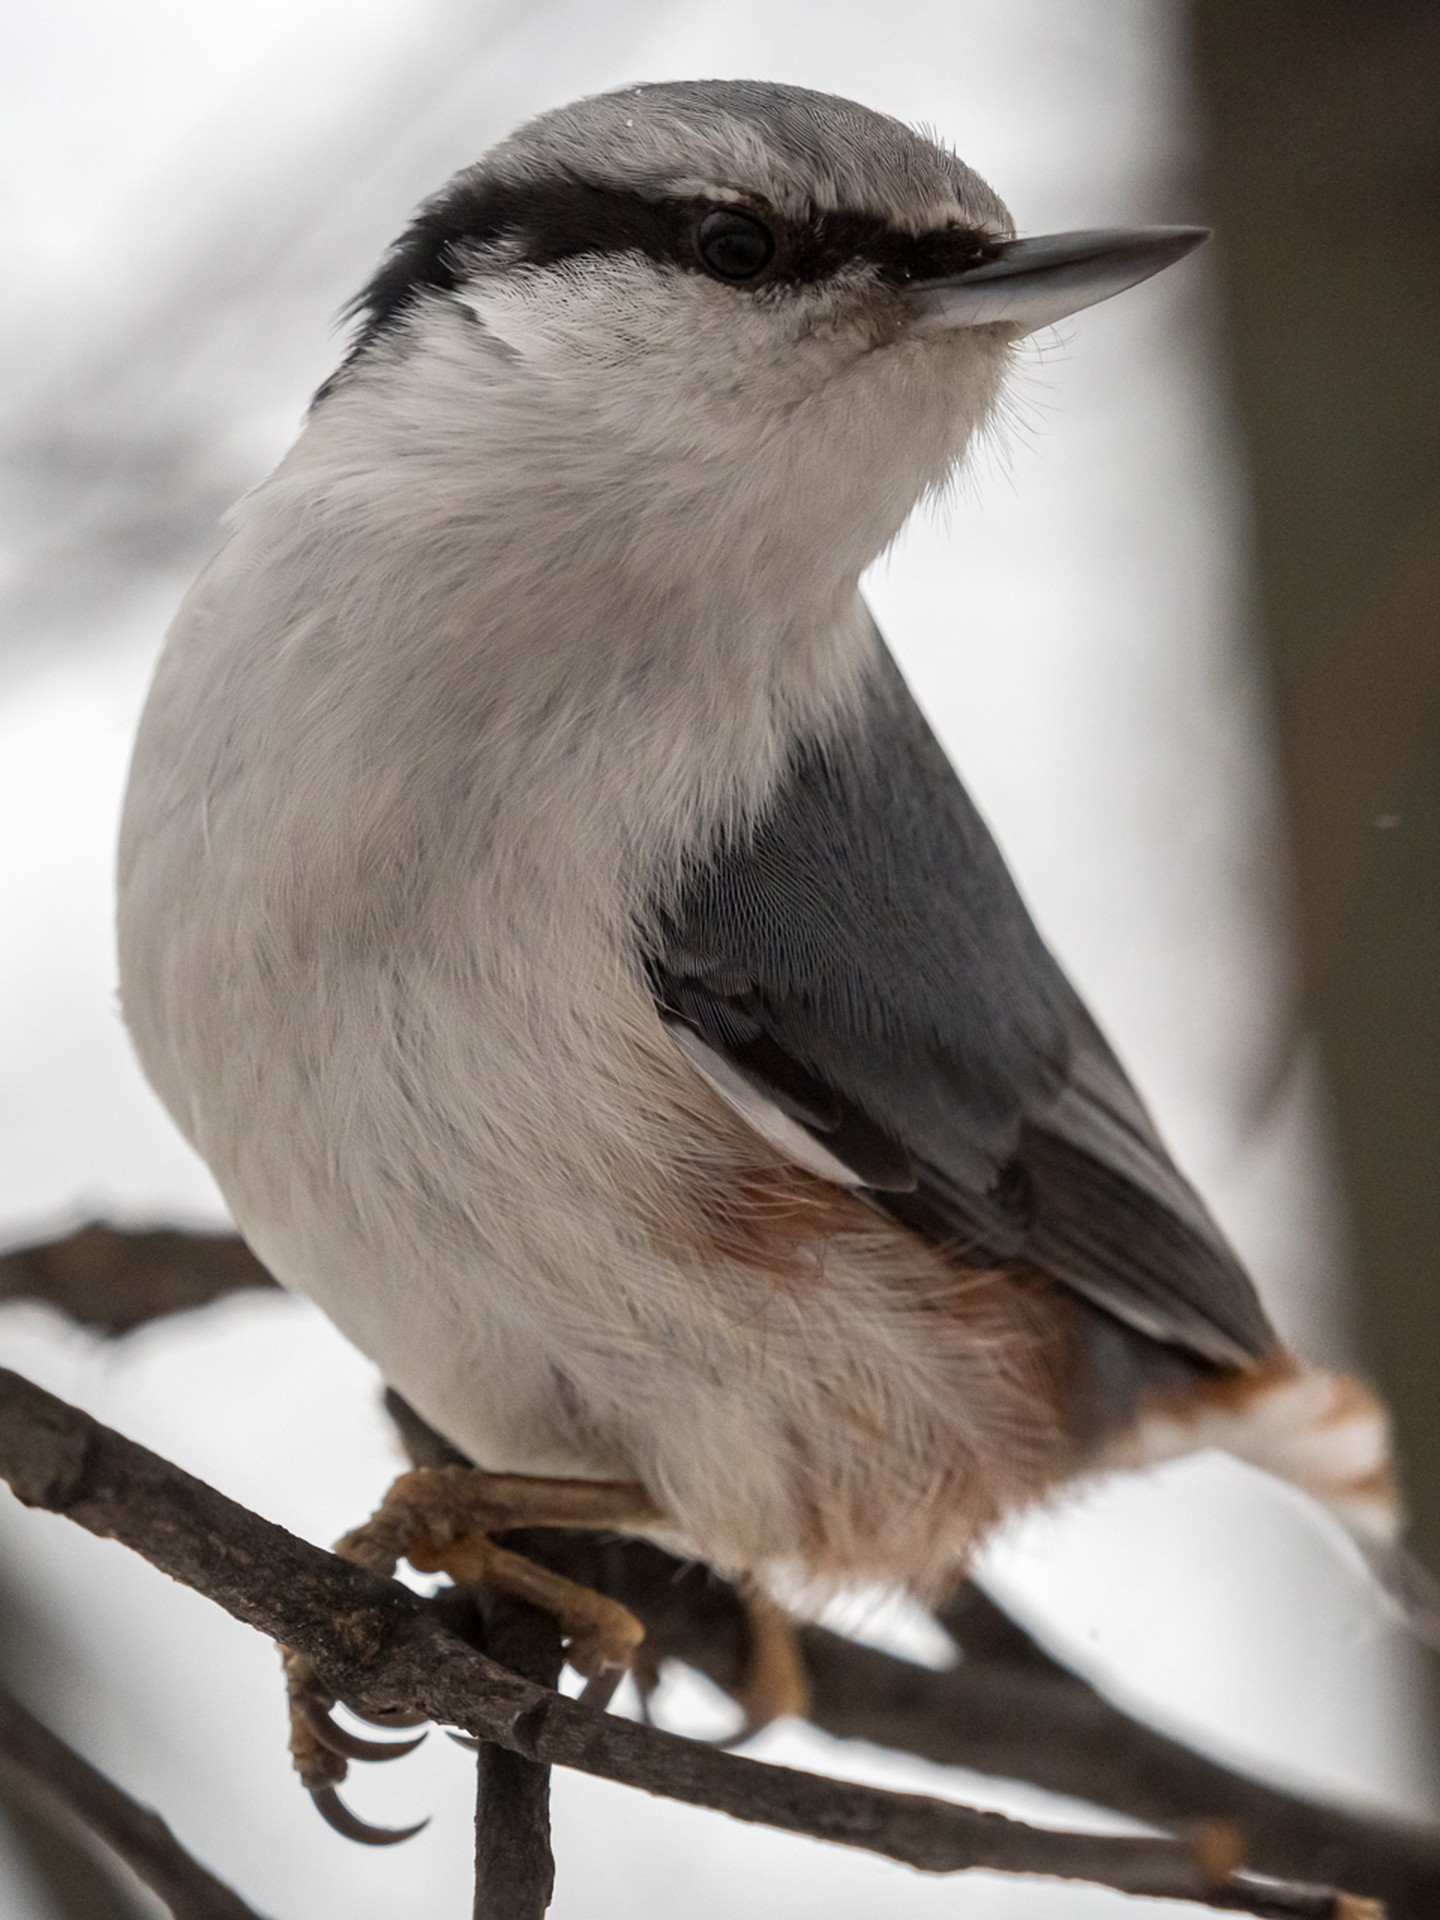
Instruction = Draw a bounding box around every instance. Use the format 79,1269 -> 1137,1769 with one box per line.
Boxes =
284,1464 -> 660,1843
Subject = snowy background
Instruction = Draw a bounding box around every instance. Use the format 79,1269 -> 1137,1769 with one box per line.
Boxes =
1,1 -> 1433,1914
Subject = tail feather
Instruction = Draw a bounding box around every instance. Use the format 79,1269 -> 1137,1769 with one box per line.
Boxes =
1107,1352 -> 1440,1645
1215,1361 -> 1401,1544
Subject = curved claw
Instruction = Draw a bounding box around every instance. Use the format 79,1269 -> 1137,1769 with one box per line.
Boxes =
445,1729 -> 482,1751
302,1699 -> 428,1763
349,1704 -> 429,1730
310,1786 -> 430,1847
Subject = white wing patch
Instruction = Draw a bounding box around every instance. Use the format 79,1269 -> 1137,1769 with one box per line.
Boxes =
666,1024 -> 868,1188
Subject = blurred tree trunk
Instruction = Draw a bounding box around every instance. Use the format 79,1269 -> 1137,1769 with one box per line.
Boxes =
1188,0 -> 1440,1673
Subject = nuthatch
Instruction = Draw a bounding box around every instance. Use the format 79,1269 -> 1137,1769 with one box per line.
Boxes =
117,81 -> 1417,1838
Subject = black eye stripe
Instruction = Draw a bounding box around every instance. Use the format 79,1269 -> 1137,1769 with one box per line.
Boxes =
335,170 -> 1002,378
785,209 -> 1000,285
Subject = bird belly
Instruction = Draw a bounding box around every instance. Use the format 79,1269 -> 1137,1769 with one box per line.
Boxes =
124,851 -> 1084,1592
116,574 -> 1081,1595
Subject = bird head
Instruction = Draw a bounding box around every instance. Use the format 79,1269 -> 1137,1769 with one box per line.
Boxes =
317,81 -> 1204,596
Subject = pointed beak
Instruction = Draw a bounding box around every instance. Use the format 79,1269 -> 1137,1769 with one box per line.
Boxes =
909,225 -> 1209,338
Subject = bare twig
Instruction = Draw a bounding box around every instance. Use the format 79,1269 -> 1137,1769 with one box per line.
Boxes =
389,1394 -> 1440,1919
391,1409 -> 564,1914
496,1536 -> 1431,1913
0,1222 -> 275,1335
2,1229 -> 1430,1910
0,1367 -> 1380,1916
0,1229 -> 1412,1917
0,1677 -> 271,1920
467,1591 -> 563,1920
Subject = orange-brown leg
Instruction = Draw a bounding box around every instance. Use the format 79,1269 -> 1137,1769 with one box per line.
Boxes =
626,1576 -> 810,1743
729,1577 -> 811,1737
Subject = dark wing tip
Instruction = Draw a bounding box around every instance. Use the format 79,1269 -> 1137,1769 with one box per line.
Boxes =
1021,1126 -> 1280,1368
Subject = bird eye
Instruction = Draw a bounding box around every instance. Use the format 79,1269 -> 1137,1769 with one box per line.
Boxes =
695,208 -> 775,282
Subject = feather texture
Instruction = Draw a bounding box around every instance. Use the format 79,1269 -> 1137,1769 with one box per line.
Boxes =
647,630 -> 1278,1369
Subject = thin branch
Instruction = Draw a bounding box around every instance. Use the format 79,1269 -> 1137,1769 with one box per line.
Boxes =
465,1590 -> 563,1920
389,1397 -> 1440,1920
4,1230 -> 1414,1915
0,1367 -> 1378,1916
0,1223 -> 275,1335
398,1402 -> 563,1913
440,1532 -> 1431,1918
3,1232 -> 1432,1910
0,1678 -> 271,1920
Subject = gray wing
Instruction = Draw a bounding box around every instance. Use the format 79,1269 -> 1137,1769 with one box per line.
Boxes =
646,624 -> 1276,1369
